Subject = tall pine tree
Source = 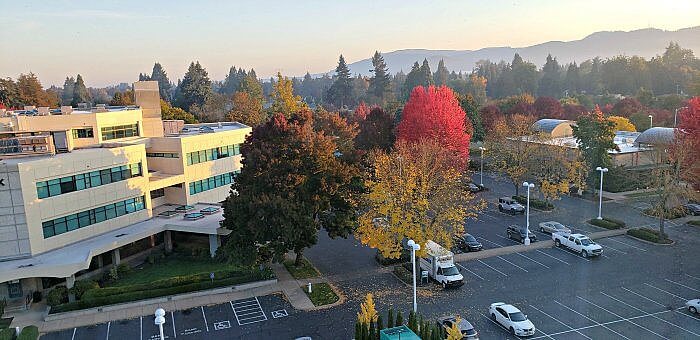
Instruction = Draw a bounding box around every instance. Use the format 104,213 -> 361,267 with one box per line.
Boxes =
71,74 -> 91,106
174,61 -> 212,111
368,51 -> 391,104
403,62 -> 422,99
221,66 -> 244,95
326,55 -> 353,108
150,62 -> 172,102
61,77 -> 75,106
434,59 -> 449,86
419,59 -> 433,86
538,54 -> 562,97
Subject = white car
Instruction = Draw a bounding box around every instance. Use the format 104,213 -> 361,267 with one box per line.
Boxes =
687,299 -> 700,314
489,302 -> 536,337
538,221 -> 572,234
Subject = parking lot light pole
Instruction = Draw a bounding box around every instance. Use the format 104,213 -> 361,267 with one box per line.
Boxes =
406,239 -> 421,314
648,114 -> 653,128
155,308 -> 166,340
523,182 -> 534,246
596,167 -> 609,220
478,147 -> 486,186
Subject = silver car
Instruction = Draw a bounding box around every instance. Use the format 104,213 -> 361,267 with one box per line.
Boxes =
538,221 -> 572,234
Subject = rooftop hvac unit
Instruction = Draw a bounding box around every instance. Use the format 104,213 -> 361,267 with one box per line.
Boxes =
38,107 -> 50,115
23,105 -> 36,111
60,106 -> 73,115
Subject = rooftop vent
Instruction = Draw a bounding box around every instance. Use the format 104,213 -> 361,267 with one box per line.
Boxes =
199,126 -> 214,133
60,106 -> 73,115
37,107 -> 50,115
23,106 -> 36,111
77,103 -> 89,110
115,233 -> 127,238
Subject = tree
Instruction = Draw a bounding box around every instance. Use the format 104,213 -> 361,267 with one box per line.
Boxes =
356,140 -> 479,258
71,74 -> 91,106
227,91 -> 266,127
368,51 -> 391,104
465,75 -> 488,105
174,61 -> 212,111
434,59 -> 449,86
510,53 -> 538,95
675,97 -> 700,190
564,62 -> 580,94
538,54 -> 561,97
445,316 -> 463,340
327,55 -> 353,108
397,86 -> 472,159
419,59 -> 433,87
110,90 -> 134,106
607,116 -> 636,132
527,136 -> 585,202
572,107 -> 618,189
270,72 -> 306,116
220,66 -> 244,95
357,293 -> 378,325
16,73 -> 56,107
486,113 -> 538,196
353,101 -> 369,121
356,107 -> 395,152
403,62 -> 422,100
149,62 -> 172,102
387,309 -> 394,328
0,78 -> 20,108
459,94 -> 482,141
61,77 -> 75,105
190,92 -> 229,122
534,96 -> 563,119
221,111 -> 359,265
160,100 -> 197,123
239,71 -> 264,102
396,311 -> 403,326
479,104 -> 503,132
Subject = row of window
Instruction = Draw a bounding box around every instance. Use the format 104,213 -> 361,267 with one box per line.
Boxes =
188,171 -> 239,195
186,144 -> 241,166
72,128 -> 94,139
146,152 -> 179,158
37,163 -> 142,199
101,123 -> 139,141
42,196 -> 146,239
150,188 -> 165,199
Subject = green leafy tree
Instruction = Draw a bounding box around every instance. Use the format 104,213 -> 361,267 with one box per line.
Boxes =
459,94 -> 483,141
160,100 -> 197,123
0,78 -> 20,108
61,76 -> 75,105
110,90 -> 134,106
220,66 -> 244,95
564,62 -> 580,94
387,309 -> 394,328
327,55 -> 353,108
538,54 -> 562,97
368,51 -> 392,104
395,311 -> 403,326
572,107 -> 618,189
71,74 -> 91,106
150,62 -> 172,102
174,61 -> 212,111
420,59 -> 433,86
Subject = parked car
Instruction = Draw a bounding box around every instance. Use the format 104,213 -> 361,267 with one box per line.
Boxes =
687,299 -> 700,314
552,232 -> 603,258
506,225 -> 537,243
684,203 -> 700,216
453,233 -> 483,252
498,197 -> 525,214
489,302 -> 536,337
436,315 -> 479,339
538,221 -> 572,234
468,183 -> 483,193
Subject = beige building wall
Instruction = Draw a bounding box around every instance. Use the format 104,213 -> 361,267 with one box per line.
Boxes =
0,162 -> 29,260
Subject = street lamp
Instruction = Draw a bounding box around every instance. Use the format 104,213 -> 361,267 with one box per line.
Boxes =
648,114 -> 653,128
155,308 -> 166,340
406,239 -> 421,314
522,182 -> 535,246
595,167 -> 609,220
478,147 -> 486,187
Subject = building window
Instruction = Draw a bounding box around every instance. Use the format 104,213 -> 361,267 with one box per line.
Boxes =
42,196 -> 146,239
186,144 -> 241,166
146,152 -> 179,158
72,128 -> 94,139
188,171 -> 239,195
36,162 -> 142,199
150,188 -> 165,199
101,124 -> 139,141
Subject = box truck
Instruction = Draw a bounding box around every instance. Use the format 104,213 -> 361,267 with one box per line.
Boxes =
419,240 -> 464,288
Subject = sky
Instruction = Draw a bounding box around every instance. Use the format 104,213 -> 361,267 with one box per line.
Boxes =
1,0 -> 699,87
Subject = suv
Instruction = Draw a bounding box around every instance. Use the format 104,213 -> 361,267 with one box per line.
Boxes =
498,197 -> 525,214
507,225 -> 537,243
453,233 -> 483,252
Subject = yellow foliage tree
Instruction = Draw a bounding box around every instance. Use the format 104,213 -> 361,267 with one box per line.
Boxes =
356,139 -> 482,258
607,116 -> 637,132
446,316 -> 463,340
527,137 -> 586,202
270,72 -> 307,117
485,114 -> 538,196
357,293 -> 378,324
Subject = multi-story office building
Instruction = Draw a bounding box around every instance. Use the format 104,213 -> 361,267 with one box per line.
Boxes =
0,81 -> 250,306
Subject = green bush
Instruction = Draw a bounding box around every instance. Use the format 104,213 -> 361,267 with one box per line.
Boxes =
643,206 -> 687,219
688,220 -> 700,226
512,195 -> 554,211
602,166 -> 651,193
0,328 -> 14,340
69,280 -> 100,300
17,326 -> 38,340
46,286 -> 68,307
116,263 -> 132,276
627,227 -> 672,244
588,217 -> 625,229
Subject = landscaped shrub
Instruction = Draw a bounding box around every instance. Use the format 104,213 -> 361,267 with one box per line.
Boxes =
116,263 -> 132,276
512,195 -> 554,211
602,166 -> 652,193
627,227 -> 671,244
46,286 -> 68,306
69,280 -> 100,300
17,326 -> 38,340
588,217 -> 626,229
643,206 -> 687,219
0,328 -> 14,340
688,220 -> 700,226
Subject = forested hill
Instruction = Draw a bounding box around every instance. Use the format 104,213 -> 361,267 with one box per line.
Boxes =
336,27 -> 700,75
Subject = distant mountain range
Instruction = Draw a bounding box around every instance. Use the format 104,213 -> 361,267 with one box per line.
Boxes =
322,27 -> 700,77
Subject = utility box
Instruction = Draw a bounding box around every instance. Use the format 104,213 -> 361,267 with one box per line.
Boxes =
379,325 -> 421,340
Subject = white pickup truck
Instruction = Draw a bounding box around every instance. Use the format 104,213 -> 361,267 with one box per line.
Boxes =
552,232 -> 603,258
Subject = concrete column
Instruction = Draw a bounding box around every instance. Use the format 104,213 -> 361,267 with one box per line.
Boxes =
97,255 -> 104,268
66,275 -> 76,302
149,235 -> 156,247
164,231 -> 173,253
208,234 -> 220,258
111,249 -> 121,266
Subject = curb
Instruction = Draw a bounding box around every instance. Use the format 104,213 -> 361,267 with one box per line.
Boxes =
625,231 -> 675,246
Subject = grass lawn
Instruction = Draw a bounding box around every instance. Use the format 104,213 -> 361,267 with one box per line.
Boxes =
688,220 -> 700,227
0,317 -> 12,329
303,283 -> 338,306
109,255 -> 235,287
283,257 -> 320,280
625,191 -> 659,198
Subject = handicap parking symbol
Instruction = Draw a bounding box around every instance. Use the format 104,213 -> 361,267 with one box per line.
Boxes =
271,309 -> 288,318
213,320 -> 231,330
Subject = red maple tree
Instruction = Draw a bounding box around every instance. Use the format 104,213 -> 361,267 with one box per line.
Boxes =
397,86 -> 471,160
354,101 -> 369,120
674,97 -> 700,189
534,96 -> 563,119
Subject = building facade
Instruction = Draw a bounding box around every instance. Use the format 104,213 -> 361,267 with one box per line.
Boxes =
0,81 -> 250,306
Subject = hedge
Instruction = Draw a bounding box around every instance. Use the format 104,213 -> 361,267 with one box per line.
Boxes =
46,286 -> 68,307
588,217 -> 626,229
17,326 -> 38,340
627,228 -> 672,244
51,269 -> 273,314
0,328 -> 13,340
512,195 -> 554,211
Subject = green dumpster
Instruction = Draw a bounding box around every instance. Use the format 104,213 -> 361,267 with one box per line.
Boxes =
379,325 -> 421,340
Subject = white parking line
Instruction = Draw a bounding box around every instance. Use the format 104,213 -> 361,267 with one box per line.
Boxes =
71,328 -> 76,340
529,305 -> 592,340
644,283 -> 689,300
664,278 -> 700,293
456,262 -> 484,280
685,273 -> 700,281
597,243 -> 628,254
106,321 -> 110,340
476,259 -> 508,277
201,306 -> 209,332
621,287 -> 666,307
607,238 -> 647,252
577,296 -> 669,339
171,311 -> 177,338
600,292 -> 700,337
497,256 -> 528,272
495,234 -> 521,245
535,249 -> 570,265
477,236 -> 505,247
516,253 -> 550,269
553,301 -> 631,340
139,317 -> 142,340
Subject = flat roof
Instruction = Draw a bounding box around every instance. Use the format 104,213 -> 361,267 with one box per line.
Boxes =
164,122 -> 250,138
0,203 -> 229,282
5,105 -> 141,116
518,131 -> 644,154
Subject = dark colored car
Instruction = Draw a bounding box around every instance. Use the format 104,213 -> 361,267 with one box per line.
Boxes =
453,233 -> 483,252
685,203 -> 700,216
436,316 -> 479,339
506,225 -> 537,243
